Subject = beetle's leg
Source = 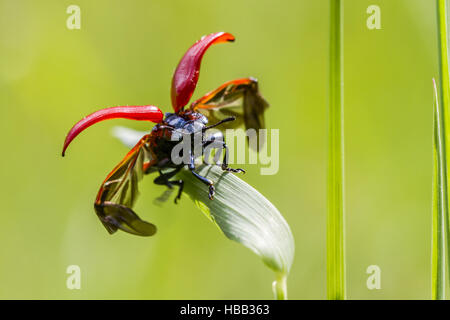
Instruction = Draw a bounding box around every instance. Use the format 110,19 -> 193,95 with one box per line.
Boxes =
202,135 -> 217,165
202,137 -> 245,174
191,171 -> 215,200
189,153 -> 215,200
220,142 -> 245,173
153,168 -> 184,203
170,180 -> 184,204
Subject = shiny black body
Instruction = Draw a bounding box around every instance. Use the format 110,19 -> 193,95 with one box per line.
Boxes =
149,110 -> 243,202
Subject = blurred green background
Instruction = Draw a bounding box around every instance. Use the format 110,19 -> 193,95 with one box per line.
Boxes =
0,0 -> 438,299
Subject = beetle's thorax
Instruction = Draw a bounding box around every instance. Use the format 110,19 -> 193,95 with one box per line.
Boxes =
146,111 -> 207,166
159,110 -> 208,133
149,110 -> 207,143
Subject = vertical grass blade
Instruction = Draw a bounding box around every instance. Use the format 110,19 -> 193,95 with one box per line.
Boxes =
432,78 -> 447,300
327,0 -> 345,300
436,0 -> 450,297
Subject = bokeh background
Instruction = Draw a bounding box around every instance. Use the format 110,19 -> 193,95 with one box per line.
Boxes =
0,0 -> 438,299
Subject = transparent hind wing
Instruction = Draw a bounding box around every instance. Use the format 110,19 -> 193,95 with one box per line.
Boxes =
94,134 -> 158,236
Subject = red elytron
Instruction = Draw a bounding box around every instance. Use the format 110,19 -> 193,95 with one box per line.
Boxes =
62,32 -> 269,236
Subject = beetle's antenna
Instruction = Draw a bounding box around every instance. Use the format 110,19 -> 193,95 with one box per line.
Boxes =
203,116 -> 236,131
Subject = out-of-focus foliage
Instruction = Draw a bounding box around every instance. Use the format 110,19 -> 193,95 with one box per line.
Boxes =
0,0 -> 437,298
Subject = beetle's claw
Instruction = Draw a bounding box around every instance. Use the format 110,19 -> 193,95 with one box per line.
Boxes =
208,184 -> 215,200
222,166 -> 245,174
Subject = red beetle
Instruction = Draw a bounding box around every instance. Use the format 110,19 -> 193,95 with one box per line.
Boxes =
62,32 -> 269,236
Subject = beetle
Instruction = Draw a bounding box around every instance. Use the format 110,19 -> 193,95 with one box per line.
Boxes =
62,32 -> 269,237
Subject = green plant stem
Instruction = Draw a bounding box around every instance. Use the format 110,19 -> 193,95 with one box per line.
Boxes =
327,0 -> 345,300
272,273 -> 287,300
432,78 -> 447,300
436,0 -> 450,299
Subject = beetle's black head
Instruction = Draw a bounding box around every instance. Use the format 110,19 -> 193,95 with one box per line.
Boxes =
163,111 -> 208,130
